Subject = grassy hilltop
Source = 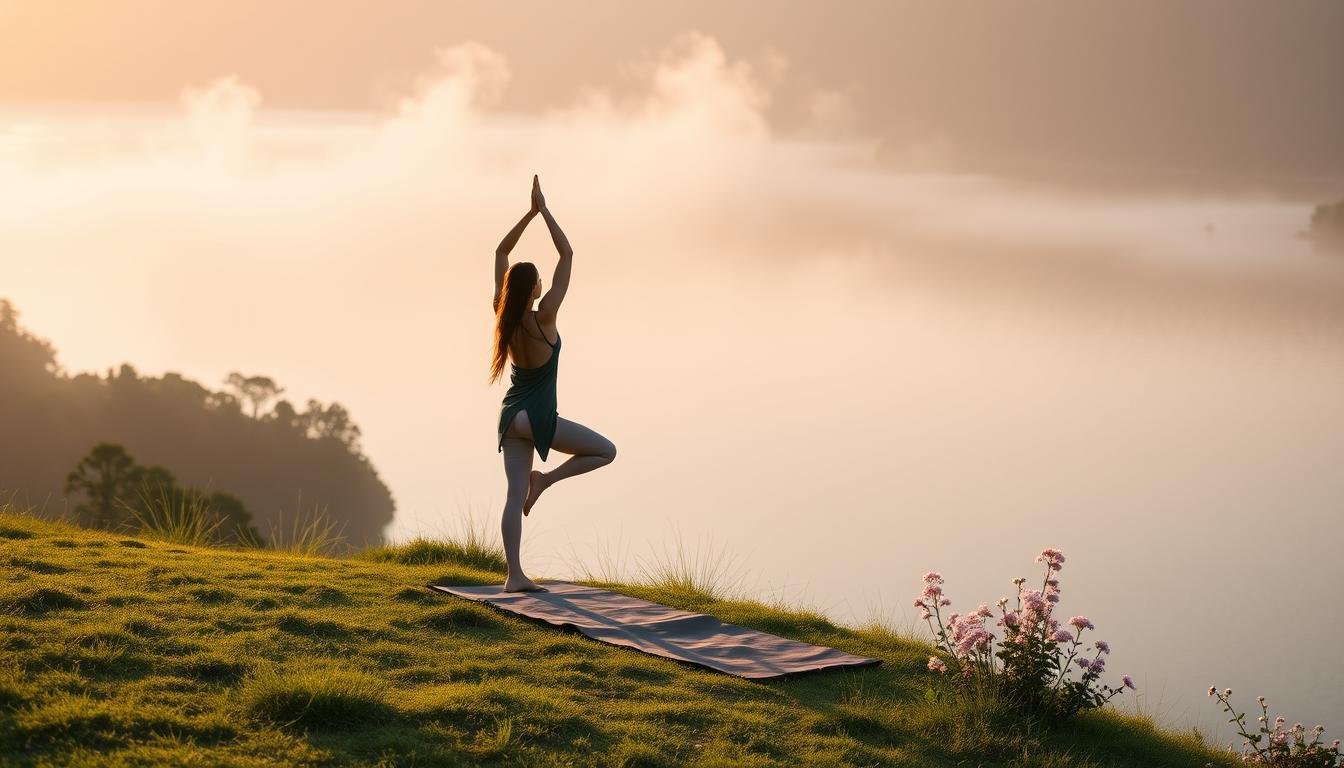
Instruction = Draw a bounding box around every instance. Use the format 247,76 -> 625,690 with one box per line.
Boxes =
0,508 -> 1235,767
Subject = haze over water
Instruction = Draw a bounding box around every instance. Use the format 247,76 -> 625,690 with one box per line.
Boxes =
3,6 -> 1342,737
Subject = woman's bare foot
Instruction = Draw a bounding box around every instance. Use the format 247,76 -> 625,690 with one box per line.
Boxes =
523,469 -> 549,516
503,576 -> 548,592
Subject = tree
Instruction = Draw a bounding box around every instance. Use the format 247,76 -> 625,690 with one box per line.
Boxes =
64,443 -> 141,530
303,399 -> 363,452
1310,197 -> 1344,254
268,399 -> 303,431
0,298 -> 62,387
136,465 -> 177,497
205,490 -> 265,546
204,390 -> 242,413
224,372 -> 285,419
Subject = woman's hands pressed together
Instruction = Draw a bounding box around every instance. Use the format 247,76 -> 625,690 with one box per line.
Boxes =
530,174 -> 546,215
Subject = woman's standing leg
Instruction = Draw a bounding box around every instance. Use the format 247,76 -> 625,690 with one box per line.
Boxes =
527,415 -> 616,514
501,431 -> 545,592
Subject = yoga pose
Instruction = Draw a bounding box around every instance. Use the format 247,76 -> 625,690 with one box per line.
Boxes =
490,174 -> 617,593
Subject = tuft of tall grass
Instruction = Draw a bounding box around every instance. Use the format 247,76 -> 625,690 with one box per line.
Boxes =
361,535 -> 506,572
555,526 -> 838,616
856,590 -> 924,645
476,716 -> 514,758
121,484 -> 226,547
361,502 -> 505,572
0,493 -> 69,528
237,658 -> 393,729
265,492 -> 347,557
555,527 -> 636,584
631,527 -> 754,601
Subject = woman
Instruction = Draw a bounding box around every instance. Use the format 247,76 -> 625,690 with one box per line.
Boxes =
489,174 -> 618,593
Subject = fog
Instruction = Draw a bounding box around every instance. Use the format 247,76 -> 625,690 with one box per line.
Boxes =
2,32 -> 1341,734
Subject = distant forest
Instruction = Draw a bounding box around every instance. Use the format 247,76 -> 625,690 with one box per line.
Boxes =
1311,196 -> 1344,254
0,298 -> 395,547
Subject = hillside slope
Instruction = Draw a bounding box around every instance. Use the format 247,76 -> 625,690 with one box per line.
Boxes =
0,511 -> 1235,767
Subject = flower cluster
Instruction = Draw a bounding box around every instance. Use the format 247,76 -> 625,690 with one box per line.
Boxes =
1209,688 -> 1340,766
917,548 -> 1134,721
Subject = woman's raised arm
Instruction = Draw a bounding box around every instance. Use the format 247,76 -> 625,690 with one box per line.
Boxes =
493,208 -> 537,312
537,206 -> 572,319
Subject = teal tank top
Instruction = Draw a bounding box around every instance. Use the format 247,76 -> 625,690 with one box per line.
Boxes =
497,313 -> 561,461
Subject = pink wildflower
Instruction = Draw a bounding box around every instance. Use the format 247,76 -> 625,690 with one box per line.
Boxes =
1076,658 -> 1091,670
923,571 -> 943,584
1122,675 -> 1136,690
1001,611 -> 1020,628
1036,548 -> 1066,571
1053,629 -> 1074,643
948,611 -> 995,658
939,598 -> 951,606
913,599 -> 927,609
1069,616 -> 1094,631
927,656 -> 947,673
1094,640 -> 1110,654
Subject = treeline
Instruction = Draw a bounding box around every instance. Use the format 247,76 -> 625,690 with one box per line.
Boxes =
1310,196 -> 1344,255
0,299 -> 395,548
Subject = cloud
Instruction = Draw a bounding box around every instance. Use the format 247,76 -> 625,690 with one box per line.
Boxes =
0,29 -> 1336,373
180,75 -> 262,152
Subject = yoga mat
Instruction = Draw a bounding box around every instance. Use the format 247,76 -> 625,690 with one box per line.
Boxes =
426,580 -> 883,680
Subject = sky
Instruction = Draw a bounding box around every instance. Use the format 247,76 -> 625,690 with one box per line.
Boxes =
2,0 -> 1342,195
2,1 -> 1342,736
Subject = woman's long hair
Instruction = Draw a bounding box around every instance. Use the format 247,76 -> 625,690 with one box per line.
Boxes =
489,261 -> 539,385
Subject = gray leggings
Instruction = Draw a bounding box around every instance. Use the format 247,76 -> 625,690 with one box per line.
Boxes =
500,410 -> 616,575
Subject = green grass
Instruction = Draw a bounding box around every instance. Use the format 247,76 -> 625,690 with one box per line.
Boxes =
122,484 -> 228,548
0,506 -> 1240,767
265,493 -> 347,557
